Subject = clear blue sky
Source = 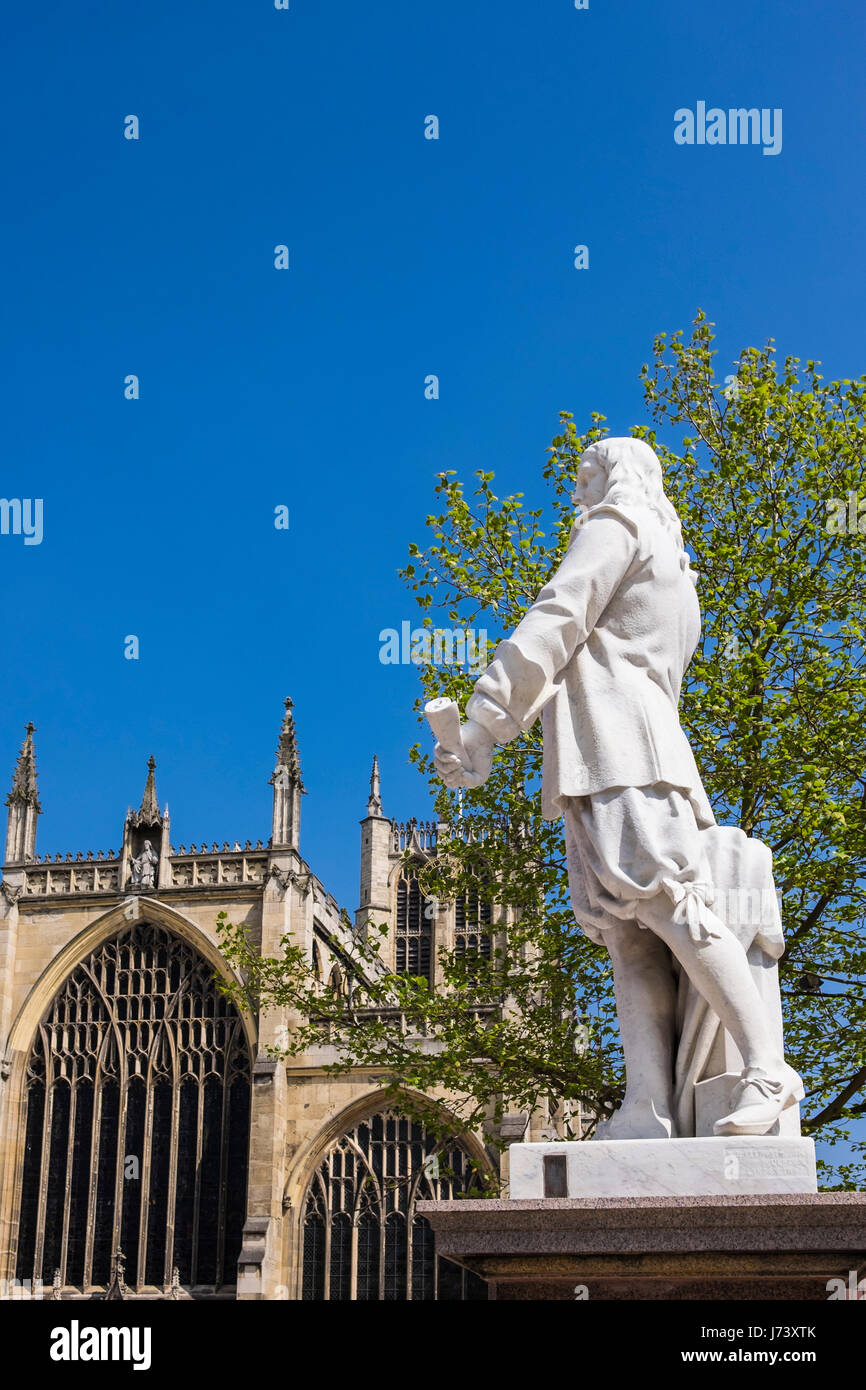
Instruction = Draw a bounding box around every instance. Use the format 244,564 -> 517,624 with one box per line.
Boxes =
2,0 -> 864,920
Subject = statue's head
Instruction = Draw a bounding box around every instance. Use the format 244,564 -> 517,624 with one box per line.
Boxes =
572,436 -> 686,556
143,839 -> 152,850
573,437 -> 664,510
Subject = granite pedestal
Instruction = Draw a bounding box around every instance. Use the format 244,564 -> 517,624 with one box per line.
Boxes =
420,1134 -> 858,1300
418,1194 -> 866,1300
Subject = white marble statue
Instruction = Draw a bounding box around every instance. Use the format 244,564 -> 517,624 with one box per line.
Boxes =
432,436 -> 804,1139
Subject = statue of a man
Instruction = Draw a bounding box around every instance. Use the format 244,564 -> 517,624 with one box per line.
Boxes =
131,839 -> 158,890
433,437 -> 803,1139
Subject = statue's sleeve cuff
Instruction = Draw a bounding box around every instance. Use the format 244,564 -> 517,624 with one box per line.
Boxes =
466,692 -> 521,744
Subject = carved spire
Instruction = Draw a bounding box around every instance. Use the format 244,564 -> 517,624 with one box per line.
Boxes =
366,754 -> 383,816
270,698 -> 305,850
103,1247 -> 128,1301
4,723 -> 41,864
273,697 -> 304,791
6,723 -> 40,811
127,756 -> 163,829
140,756 -> 159,818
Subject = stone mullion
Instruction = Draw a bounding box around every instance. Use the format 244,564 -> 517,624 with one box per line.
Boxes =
110,1047 -> 130,1280
31,1039 -> 54,1283
57,1081 -> 78,1286
213,1038 -> 232,1290
404,1145 -> 413,1300
377,1202 -> 386,1300
190,1074 -> 205,1285
162,1048 -> 181,1290
349,1220 -> 359,1301
82,1078 -> 105,1289
136,1066 -> 156,1288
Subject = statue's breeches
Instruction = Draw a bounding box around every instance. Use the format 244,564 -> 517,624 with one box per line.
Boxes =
563,782 -> 712,946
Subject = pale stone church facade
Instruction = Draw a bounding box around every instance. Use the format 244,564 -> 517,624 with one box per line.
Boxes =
0,700 -> 532,1301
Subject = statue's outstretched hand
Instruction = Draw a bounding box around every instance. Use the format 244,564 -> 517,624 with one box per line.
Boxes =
433,718 -> 494,790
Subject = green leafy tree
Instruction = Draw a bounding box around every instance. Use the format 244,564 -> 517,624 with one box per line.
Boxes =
218,313 -> 866,1186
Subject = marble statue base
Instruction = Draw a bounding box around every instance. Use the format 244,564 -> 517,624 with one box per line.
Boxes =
509,1136 -> 817,1200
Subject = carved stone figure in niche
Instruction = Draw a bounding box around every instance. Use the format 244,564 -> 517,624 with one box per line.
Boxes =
130,839 -> 158,890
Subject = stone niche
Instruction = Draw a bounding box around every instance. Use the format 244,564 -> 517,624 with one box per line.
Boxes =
125,822 -> 164,891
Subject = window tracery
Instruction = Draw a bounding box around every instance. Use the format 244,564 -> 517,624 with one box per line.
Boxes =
15,922 -> 251,1295
301,1111 -> 487,1300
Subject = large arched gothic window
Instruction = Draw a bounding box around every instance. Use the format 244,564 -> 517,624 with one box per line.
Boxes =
395,868 -> 433,983
15,922 -> 251,1296
301,1111 -> 488,1301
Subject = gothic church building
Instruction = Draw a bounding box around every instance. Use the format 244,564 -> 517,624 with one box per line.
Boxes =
0,702 -> 510,1300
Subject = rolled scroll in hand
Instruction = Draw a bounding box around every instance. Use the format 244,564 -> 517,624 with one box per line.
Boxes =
425,697 -> 486,789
